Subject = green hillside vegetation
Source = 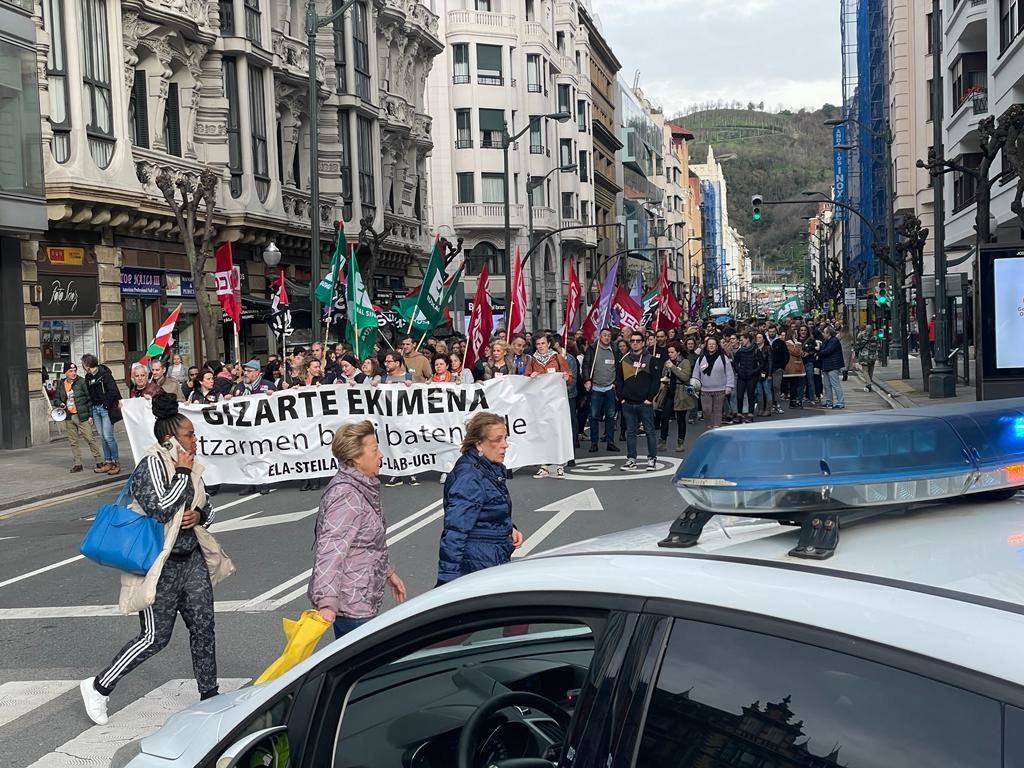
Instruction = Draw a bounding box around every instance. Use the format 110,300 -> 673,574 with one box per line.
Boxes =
675,104 -> 839,277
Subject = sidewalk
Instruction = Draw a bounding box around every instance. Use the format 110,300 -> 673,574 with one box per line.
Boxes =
0,423 -> 134,515
868,353 -> 977,409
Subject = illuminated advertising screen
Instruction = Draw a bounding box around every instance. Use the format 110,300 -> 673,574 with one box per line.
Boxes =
981,245 -> 1024,378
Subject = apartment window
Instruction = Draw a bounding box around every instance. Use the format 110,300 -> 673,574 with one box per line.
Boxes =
224,58 -> 242,197
338,109 -> 352,217
927,78 -> 935,121
353,1 -> 371,100
248,66 -> 270,202
557,84 -> 570,114
528,176 -> 545,206
244,0 -> 261,45
560,138 -> 573,167
475,0 -> 491,10
579,150 -> 588,182
291,122 -> 302,188
128,69 -> 149,148
44,0 -> 70,162
455,109 -> 472,148
1000,0 -> 1024,52
452,43 -> 469,84
476,44 -> 502,85
577,99 -> 586,131
561,192 -> 574,219
926,12 -> 933,54
466,242 -> 505,276
413,176 -> 422,220
219,0 -> 234,34
81,0 -> 114,168
951,52 -> 987,111
953,153 -> 983,212
581,200 -> 589,225
526,54 -> 541,92
556,30 -> 565,52
163,83 -> 182,157
357,115 -> 374,208
529,116 -> 543,153
333,0 -> 346,93
456,172 -> 474,203
479,109 -> 505,148
481,173 -> 505,204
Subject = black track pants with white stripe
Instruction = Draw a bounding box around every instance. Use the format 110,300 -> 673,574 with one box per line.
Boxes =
97,549 -> 217,696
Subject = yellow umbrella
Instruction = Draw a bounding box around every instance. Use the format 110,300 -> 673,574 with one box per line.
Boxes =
255,610 -> 331,685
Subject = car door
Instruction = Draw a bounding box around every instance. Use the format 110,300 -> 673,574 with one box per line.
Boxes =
615,600 -> 1016,768
283,591 -> 647,768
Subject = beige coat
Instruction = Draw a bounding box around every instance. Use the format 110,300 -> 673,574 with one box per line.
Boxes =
118,445 -> 234,614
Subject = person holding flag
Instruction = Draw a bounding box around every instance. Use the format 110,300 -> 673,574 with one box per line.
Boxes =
463,265 -> 493,373
506,246 -> 528,336
525,333 -> 573,479
214,243 -> 241,363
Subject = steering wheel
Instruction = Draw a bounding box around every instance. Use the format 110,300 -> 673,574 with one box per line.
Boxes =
457,691 -> 571,768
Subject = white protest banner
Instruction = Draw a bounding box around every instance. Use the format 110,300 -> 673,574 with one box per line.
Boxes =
121,376 -> 574,484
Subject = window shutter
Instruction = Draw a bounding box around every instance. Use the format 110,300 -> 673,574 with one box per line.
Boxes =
164,83 -> 182,157
476,44 -> 502,73
479,109 -> 505,132
132,69 -> 149,148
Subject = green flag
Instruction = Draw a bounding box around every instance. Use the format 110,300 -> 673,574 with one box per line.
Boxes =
314,228 -> 346,306
345,246 -> 378,358
440,265 -> 464,309
407,238 -> 446,332
773,295 -> 804,322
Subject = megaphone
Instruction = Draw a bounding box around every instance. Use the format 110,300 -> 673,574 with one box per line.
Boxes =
50,406 -> 67,422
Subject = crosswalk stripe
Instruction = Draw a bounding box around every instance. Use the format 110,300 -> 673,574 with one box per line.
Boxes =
0,681 -> 78,729
26,678 -> 249,768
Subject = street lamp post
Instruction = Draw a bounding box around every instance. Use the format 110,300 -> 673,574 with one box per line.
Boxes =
526,163 -> 576,330
503,112 -> 571,321
306,0 -> 359,326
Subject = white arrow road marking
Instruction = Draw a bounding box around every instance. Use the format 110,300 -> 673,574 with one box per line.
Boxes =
0,680 -> 79,729
25,678 -> 248,768
208,506 -> 318,533
0,536 -> 16,541
514,488 -> 604,558
0,601 -> 250,620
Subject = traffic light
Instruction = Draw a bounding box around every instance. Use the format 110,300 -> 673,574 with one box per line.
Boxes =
751,195 -> 763,222
876,280 -> 889,307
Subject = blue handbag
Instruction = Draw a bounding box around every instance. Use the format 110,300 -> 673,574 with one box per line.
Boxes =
80,468 -> 165,575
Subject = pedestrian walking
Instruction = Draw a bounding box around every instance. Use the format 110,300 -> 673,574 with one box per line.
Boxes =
581,329 -> 622,453
128,363 -> 159,399
381,353 -> 419,488
819,325 -> 846,409
753,332 -> 774,417
483,340 -> 514,379
731,331 -> 763,423
188,370 -> 222,405
309,420 -> 407,639
839,325 -> 855,380
181,366 -> 199,400
80,393 -> 233,725
695,336 -> 735,429
526,334 -> 573,479
81,354 -> 123,475
448,352 -> 475,385
855,324 -> 880,391
361,357 -> 382,385
232,361 -> 275,496
55,361 -> 104,473
619,331 -> 659,471
168,354 -> 188,386
660,342 -> 696,452
783,329 -> 807,407
150,359 -> 185,402
436,412 -> 524,585
399,336 -> 432,383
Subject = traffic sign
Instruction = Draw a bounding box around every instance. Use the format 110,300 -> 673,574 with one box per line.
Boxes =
844,288 -> 857,305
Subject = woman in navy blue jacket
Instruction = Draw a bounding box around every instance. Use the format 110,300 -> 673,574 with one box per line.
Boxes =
436,412 -> 523,585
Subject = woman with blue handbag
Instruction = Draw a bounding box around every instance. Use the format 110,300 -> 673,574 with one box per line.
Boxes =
80,393 -> 234,725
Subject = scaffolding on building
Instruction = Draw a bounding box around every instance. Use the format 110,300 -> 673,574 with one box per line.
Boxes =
840,0 -> 889,289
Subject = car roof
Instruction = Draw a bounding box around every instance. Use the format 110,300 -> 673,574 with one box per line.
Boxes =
540,495 -> 1024,612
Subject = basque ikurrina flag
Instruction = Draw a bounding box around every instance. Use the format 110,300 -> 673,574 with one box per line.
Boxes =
138,303 -> 182,364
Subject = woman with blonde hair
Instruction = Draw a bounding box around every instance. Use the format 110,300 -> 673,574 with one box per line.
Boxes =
309,420 -> 406,638
483,340 -> 513,378
436,412 -> 523,585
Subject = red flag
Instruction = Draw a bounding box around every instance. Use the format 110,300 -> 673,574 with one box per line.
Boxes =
655,260 -> 683,330
580,295 -> 603,342
561,260 -> 581,345
214,242 -> 241,326
271,269 -> 289,311
507,246 -> 528,334
611,285 -> 643,331
465,266 -> 493,370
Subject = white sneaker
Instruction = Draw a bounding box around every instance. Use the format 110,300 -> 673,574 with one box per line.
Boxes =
622,459 -> 637,470
533,467 -> 550,479
80,677 -> 108,725
555,466 -> 565,479
646,458 -> 657,471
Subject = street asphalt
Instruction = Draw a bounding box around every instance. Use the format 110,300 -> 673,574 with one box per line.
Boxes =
0,382 -> 888,767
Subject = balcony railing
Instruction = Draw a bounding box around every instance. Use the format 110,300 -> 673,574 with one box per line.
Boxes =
453,203 -> 524,227
972,90 -> 988,115
447,9 -> 516,30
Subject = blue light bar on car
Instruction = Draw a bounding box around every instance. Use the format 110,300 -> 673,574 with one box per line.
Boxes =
673,399 -> 1024,516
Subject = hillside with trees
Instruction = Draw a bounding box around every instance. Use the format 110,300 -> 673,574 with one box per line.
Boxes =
674,103 -> 839,279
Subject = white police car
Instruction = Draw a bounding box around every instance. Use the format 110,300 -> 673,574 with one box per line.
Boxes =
128,400 -> 1024,768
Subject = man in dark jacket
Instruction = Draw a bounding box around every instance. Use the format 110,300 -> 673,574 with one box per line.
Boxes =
81,354 -> 124,475
619,331 -> 660,471
54,361 -> 104,472
819,325 -> 846,409
767,324 -> 789,415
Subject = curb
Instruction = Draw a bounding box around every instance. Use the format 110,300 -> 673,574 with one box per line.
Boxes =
854,372 -> 906,410
0,473 -> 124,519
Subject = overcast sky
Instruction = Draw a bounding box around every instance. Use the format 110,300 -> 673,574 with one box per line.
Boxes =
587,0 -> 843,117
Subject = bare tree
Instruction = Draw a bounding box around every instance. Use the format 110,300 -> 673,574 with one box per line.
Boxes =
1002,104 -> 1024,228
354,214 -> 395,302
898,213 -> 931,391
154,167 -> 222,362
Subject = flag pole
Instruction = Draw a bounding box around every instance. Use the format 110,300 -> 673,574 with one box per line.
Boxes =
414,329 -> 429,353
233,325 -> 241,366
376,327 -> 395,350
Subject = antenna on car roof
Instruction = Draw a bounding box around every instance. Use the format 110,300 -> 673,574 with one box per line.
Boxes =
660,399 -> 1024,560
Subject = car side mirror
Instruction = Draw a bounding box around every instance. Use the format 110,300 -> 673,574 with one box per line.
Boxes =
215,725 -> 289,768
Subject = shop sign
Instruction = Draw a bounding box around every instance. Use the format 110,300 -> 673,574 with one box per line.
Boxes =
46,247 -> 85,266
165,272 -> 196,298
40,275 -> 99,318
120,267 -> 163,297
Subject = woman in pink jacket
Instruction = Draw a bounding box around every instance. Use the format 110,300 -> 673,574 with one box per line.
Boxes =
308,420 -> 406,638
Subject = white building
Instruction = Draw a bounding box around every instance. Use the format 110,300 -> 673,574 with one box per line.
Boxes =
691,145 -> 733,305
426,0 -> 597,332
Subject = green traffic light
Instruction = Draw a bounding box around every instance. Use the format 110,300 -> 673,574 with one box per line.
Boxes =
877,296 -> 888,305
753,212 -> 761,221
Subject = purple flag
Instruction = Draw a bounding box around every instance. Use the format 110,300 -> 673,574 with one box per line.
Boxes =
596,255 -> 621,330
